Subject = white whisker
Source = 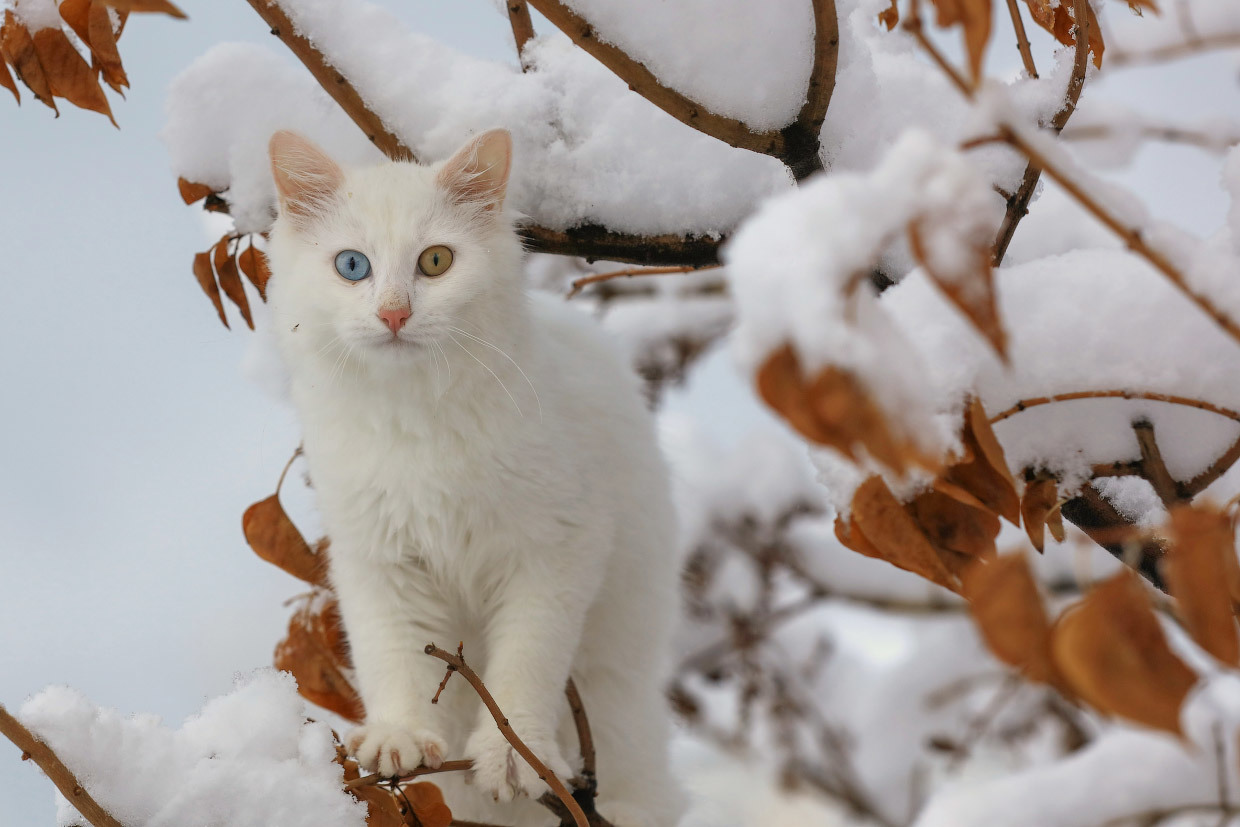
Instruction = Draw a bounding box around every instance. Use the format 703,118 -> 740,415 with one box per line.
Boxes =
448,332 -> 522,416
447,324 -> 542,420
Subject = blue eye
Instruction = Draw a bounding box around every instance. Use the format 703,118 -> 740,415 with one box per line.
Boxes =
334,250 -> 371,281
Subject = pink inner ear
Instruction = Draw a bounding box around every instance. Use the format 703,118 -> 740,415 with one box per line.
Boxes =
269,131 -> 345,219
437,129 -> 512,211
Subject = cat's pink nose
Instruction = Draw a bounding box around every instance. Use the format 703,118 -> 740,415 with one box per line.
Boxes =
378,306 -> 411,334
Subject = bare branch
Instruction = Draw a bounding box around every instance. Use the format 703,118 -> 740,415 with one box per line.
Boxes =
566,265 -> 718,298
506,0 -> 536,70
784,0 -> 840,180
244,0 -> 416,162
1133,419 -> 1183,508
563,678 -> 596,781
1060,483 -> 1167,591
1004,0 -> 1038,78
992,390 -> 1240,428
992,0 -> 1090,264
346,758 -> 475,790
520,224 -> 724,267
1109,32 -> 1240,68
1063,122 -> 1240,154
423,644 -> 593,827
0,704 -> 123,827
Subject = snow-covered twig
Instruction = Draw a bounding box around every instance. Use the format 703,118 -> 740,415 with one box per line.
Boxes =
0,704 -> 123,827
505,0 -> 536,70
566,265 -> 719,299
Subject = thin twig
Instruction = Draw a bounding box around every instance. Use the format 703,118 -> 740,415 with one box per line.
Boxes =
524,0 -> 785,158
346,759 -> 475,790
0,705 -> 123,827
1133,419 -> 1183,507
275,443 -> 303,497
243,0 -> 416,162
563,678 -> 596,780
506,1 -> 536,70
423,644 -> 590,827
1063,123 -> 1240,154
566,265 -> 716,298
1109,33 -> 1240,68
1004,0 -> 1038,78
990,390 -> 1240,426
991,0 -> 1089,264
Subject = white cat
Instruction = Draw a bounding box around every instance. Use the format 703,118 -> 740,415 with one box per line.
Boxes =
265,129 -> 684,827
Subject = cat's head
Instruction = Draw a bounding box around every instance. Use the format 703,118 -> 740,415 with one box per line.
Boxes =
265,129 -> 524,372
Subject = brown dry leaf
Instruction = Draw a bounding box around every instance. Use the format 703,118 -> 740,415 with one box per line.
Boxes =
963,553 -> 1058,684
1,11 -> 56,112
350,783 -> 405,827
927,0 -> 992,82
1051,571 -> 1197,735
58,0 -> 93,47
1021,476 -> 1060,552
850,475 -> 962,592
97,0 -> 186,18
32,27 -> 115,125
177,177 -> 213,204
878,0 -> 899,30
834,513 -> 884,559
907,490 -> 1000,564
193,250 -> 228,329
908,221 -> 1007,360
1166,505 -> 1240,665
1024,0 -> 1105,68
275,597 -> 364,722
213,235 -> 254,330
945,400 -> 1021,525
402,783 -> 453,827
237,238 -> 271,300
1126,0 -> 1157,13
87,1 -> 128,93
756,344 -> 924,473
242,494 -> 327,585
0,54 -> 18,103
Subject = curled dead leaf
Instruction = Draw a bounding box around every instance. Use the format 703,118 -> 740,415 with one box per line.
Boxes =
193,250 -> 228,328
177,177 -> 214,205
0,53 -> 18,103
237,237 -> 271,300
945,400 -> 1020,525
963,553 -> 1059,685
1051,571 -> 1196,735
878,0 -> 899,30
848,476 -> 962,593
927,0 -> 992,82
1024,0 -> 1104,68
213,234 -> 254,330
1,11 -> 56,112
275,595 -> 363,722
908,220 -> 1006,360
1166,505 -> 1240,665
1021,476 -> 1061,553
756,344 -> 927,474
58,0 -> 93,47
32,27 -> 115,125
907,490 -> 999,567
87,1 -> 128,93
242,494 -> 327,586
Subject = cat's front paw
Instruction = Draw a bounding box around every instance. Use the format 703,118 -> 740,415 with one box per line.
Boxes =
464,725 -> 573,802
348,721 -> 448,778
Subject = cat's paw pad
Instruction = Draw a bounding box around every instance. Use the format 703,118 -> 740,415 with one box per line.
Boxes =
348,722 -> 447,778
464,726 -> 572,802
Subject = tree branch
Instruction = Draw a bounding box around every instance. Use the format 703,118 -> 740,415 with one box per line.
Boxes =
1108,32 -> 1240,68
1060,483 -> 1167,592
0,704 -> 123,827
506,0 -> 536,70
423,644 -> 594,827
566,265 -> 717,298
1003,0 -> 1038,78
783,0 -> 839,180
990,390 -> 1240,426
243,0 -> 416,162
991,0 -> 1089,264
1132,419 -> 1183,508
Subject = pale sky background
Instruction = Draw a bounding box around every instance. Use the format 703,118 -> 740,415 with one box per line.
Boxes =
0,1 -> 1236,825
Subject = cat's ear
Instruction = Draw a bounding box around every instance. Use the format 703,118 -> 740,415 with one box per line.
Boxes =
436,129 -> 512,212
268,130 -> 345,221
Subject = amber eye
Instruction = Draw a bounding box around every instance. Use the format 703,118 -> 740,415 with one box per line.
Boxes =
418,245 -> 453,277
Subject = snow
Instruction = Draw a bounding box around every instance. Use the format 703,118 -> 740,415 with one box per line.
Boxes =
18,671 -> 364,827
8,0 -> 61,31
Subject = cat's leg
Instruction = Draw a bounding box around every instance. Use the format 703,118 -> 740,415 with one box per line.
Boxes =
331,551 -> 452,778
463,554 -> 600,802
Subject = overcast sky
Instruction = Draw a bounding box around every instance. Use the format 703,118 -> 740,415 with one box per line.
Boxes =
0,1 -> 1236,824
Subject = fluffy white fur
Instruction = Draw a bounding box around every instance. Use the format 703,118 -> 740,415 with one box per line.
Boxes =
266,130 -> 684,827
